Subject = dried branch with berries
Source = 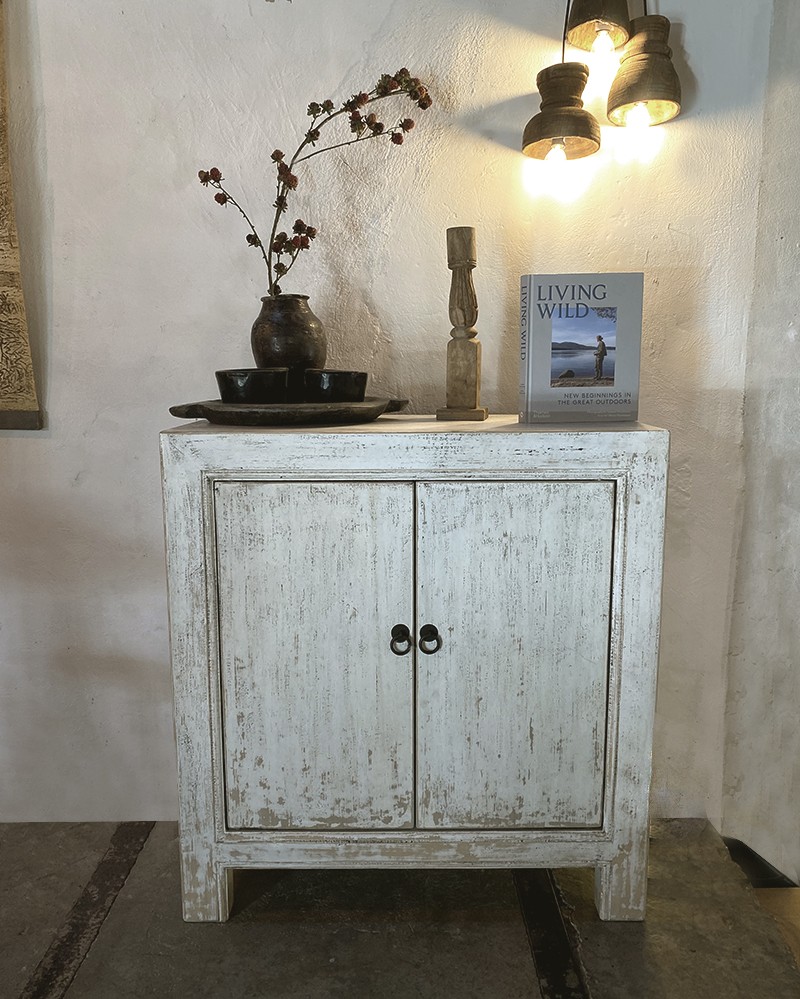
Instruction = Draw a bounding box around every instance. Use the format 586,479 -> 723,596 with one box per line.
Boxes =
198,68 -> 432,297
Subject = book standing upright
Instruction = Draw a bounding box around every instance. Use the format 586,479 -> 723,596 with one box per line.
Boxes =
520,272 -> 643,423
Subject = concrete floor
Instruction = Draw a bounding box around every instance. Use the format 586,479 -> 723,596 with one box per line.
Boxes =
2,820 -> 799,999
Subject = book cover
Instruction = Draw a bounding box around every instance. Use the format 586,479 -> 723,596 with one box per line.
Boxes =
519,272 -> 643,423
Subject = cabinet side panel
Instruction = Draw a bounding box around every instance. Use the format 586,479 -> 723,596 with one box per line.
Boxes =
161,441 -> 229,920
417,480 -> 614,829
214,481 -> 414,830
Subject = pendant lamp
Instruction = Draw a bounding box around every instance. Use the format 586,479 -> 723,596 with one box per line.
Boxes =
522,62 -> 600,160
607,14 -> 681,126
566,0 -> 631,51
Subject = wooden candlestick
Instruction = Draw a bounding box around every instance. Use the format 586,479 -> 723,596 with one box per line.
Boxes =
436,227 -> 488,422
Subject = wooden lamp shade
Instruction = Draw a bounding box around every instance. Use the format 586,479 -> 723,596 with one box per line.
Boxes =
608,15 -> 682,126
522,62 -> 601,160
566,0 -> 631,50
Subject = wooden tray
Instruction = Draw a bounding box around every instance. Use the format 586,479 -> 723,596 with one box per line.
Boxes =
169,397 -> 396,427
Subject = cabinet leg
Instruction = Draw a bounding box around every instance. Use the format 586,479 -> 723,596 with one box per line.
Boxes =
180,858 -> 234,922
594,836 -> 649,921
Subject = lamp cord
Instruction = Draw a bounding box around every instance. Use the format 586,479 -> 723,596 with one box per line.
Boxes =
561,0 -> 573,62
643,0 -> 649,12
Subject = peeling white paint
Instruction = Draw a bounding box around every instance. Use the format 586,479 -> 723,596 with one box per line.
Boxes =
161,420 -> 668,919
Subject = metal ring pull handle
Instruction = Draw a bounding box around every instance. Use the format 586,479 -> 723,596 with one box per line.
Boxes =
390,624 -> 413,657
418,624 -> 443,655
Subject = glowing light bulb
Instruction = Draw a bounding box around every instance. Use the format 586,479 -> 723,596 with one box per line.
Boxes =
545,140 -> 567,163
584,27 -> 621,103
592,28 -> 616,54
625,102 -> 653,129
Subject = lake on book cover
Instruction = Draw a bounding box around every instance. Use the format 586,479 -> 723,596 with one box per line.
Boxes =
550,306 -> 617,383
550,347 -> 616,381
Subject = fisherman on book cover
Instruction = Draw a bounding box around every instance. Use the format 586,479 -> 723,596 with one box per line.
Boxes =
594,335 -> 608,381
549,305 -> 616,388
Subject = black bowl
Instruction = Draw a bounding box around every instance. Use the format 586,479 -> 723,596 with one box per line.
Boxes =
215,368 -> 289,404
304,369 -> 368,403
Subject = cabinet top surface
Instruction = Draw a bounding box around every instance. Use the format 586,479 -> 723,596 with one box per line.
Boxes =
162,414 -> 667,438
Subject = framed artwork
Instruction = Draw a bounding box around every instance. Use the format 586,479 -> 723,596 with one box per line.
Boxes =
0,0 -> 41,430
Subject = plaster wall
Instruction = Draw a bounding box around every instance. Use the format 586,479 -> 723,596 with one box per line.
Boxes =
0,0 -> 774,822
723,0 -> 800,884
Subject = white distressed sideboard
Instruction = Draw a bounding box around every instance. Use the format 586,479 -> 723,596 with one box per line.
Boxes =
160,416 -> 668,922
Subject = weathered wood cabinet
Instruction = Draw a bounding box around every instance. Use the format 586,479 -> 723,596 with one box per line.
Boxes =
161,417 -> 668,922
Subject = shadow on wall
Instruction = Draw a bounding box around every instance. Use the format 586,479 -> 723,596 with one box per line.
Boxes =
461,92 -> 537,155
324,306 -> 444,412
664,22 -> 698,115
642,265 -> 747,816
655,417 -> 746,817
321,282 -> 445,413
723,375 -> 800,883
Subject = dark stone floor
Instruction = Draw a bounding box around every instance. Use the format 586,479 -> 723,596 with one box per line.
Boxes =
3,820 -> 799,999
555,821 -> 800,999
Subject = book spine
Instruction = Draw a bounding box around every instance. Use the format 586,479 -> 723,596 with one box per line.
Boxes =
519,274 -> 531,422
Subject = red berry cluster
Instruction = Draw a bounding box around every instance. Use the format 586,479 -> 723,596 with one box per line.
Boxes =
307,99 -> 335,117
199,169 -> 230,205
269,219 -> 317,277
270,151 -> 298,191
375,68 -> 433,110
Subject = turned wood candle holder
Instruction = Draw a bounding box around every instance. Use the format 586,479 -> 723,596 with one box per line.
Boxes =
436,227 -> 488,422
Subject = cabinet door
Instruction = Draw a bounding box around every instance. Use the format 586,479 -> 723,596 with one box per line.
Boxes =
416,480 -> 615,830
214,481 -> 414,830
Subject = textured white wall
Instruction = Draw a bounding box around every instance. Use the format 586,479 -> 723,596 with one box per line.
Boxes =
723,0 -> 800,884
0,0 -> 780,828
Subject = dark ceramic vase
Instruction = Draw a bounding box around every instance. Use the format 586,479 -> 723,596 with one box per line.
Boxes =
251,294 -> 326,400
